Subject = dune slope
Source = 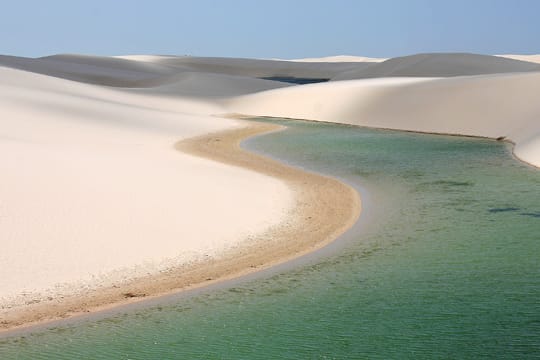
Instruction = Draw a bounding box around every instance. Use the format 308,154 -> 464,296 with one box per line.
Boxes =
275,55 -> 387,63
0,55 -> 290,95
126,71 -> 290,97
0,66 -> 293,307
225,73 -> 540,167
0,54 -> 179,87
332,53 -> 540,80
496,54 -> 540,64
119,55 -> 375,80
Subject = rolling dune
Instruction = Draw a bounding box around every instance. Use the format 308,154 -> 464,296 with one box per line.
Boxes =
0,66 -> 293,310
1,51 -> 539,329
497,54 -> 540,64
119,54 -> 374,80
332,53 -> 540,80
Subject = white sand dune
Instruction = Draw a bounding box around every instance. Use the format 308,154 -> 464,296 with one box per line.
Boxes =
277,55 -> 386,63
126,71 -> 290,97
0,66 -> 292,304
0,54 -> 290,96
0,54 -> 179,87
1,51 -> 539,322
10,53 -> 539,86
496,54 -> 540,64
225,74 -> 540,167
119,55 -> 375,80
332,53 -> 540,80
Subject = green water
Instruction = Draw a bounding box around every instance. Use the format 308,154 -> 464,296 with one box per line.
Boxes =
1,119 -> 539,359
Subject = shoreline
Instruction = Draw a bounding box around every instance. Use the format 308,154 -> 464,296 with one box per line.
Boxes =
234,114 -> 540,171
0,120 -> 361,335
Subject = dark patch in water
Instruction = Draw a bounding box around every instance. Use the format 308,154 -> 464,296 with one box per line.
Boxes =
430,180 -> 474,186
353,169 -> 375,177
488,207 -> 520,213
400,170 -> 425,179
520,212 -> 540,218
260,76 -> 330,84
418,180 -> 475,190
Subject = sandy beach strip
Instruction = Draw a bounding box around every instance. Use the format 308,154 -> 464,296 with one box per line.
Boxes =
0,120 -> 360,333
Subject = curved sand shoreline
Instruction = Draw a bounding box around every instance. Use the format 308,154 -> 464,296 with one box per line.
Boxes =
0,120 -> 360,334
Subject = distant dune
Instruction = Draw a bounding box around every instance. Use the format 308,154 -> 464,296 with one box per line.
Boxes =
0,54 -> 291,96
277,55 -> 387,63
332,53 -> 540,80
496,54 -> 540,64
128,71 -> 291,97
6,53 -> 539,87
119,55 -> 374,80
0,54 -> 177,87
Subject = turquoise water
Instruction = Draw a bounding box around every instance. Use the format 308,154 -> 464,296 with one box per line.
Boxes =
1,119 -> 539,359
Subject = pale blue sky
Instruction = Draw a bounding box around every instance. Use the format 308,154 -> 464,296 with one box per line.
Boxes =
1,0 -> 538,58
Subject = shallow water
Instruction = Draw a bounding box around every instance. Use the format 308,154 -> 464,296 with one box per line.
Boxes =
1,119 -> 539,359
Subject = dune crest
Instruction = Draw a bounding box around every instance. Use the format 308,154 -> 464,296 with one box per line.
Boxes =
332,53 -> 540,80
278,55 -> 387,63
496,54 -> 540,64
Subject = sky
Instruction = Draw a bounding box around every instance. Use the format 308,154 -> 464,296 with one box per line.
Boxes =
0,0 -> 539,59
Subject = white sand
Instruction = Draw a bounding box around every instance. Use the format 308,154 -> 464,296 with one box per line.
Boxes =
331,53 -> 540,80
1,51 -> 539,319
496,54 -> 540,64
276,55 -> 387,63
0,66 -> 293,305
114,54 -> 374,79
0,54 -> 178,87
